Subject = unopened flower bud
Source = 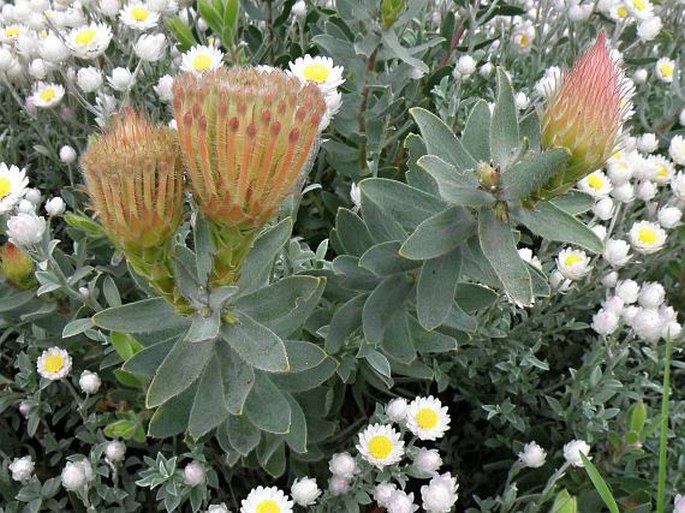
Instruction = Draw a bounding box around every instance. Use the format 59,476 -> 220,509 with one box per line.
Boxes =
291,477 -> 321,506
45,197 -> 66,216
104,440 -> 126,463
518,441 -> 546,468
183,461 -> 205,486
536,32 -> 634,200
59,145 -> 77,164
79,370 -> 101,394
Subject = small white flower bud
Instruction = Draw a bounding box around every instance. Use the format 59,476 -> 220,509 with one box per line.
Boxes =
637,133 -> 658,153
78,286 -> 90,298
593,197 -> 615,220
602,295 -> 625,314
680,108 -> 685,126
632,307 -> 662,342
207,504 -> 230,513
385,398 -> 408,424
78,370 -> 101,394
134,33 -> 166,62
663,321 -> 682,340
45,197 -> 66,217
328,475 -> 350,496
28,58 -> 48,79
638,282 -> 665,309
563,439 -> 591,467
104,440 -> 126,463
108,67 -> 134,92
518,441 -> 546,468
601,271 -> 618,288
658,206 -> 682,229
591,308 -> 620,335
479,62 -> 493,78
9,456 -> 35,482
374,482 -> 397,508
59,145 -> 77,164
616,279 -> 640,304
412,447 -> 443,473
291,477 -> 321,506
153,74 -> 174,102
514,91 -> 529,110
183,461 -> 205,486
61,461 -> 87,491
455,55 -> 476,76
24,188 -> 42,205
19,401 -> 30,418
328,452 -> 357,479
16,199 -> 35,214
635,180 -> 657,201
603,238 -> 631,267
291,0 -> 306,17
77,67 -> 103,93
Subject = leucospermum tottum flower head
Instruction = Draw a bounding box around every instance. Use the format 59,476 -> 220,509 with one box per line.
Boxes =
173,66 -> 326,285
537,31 -> 634,200
81,109 -> 186,307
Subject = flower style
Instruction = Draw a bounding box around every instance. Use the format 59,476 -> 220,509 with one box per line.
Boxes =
356,423 -> 405,468
536,31 -> 634,200
37,346 -> 72,380
240,486 -> 294,513
173,66 -> 326,285
406,396 -> 451,440
81,109 -> 186,309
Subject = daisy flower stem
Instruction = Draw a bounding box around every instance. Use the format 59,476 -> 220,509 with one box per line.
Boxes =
64,379 -> 88,421
655,334 -> 672,513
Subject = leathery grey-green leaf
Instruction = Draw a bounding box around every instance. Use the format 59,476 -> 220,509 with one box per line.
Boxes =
490,68 -> 519,169
478,209 -> 533,306
221,312 -> 289,373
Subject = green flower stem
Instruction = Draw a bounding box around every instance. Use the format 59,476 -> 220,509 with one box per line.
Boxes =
656,335 -> 672,513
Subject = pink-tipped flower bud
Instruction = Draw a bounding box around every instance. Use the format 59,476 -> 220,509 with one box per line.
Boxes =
537,32 -> 634,200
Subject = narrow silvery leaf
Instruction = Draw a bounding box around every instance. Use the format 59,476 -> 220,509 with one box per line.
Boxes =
490,68 -> 519,169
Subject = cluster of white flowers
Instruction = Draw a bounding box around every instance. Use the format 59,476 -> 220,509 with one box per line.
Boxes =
0,161 -> 66,250
517,438 -> 590,470
591,278 -> 681,341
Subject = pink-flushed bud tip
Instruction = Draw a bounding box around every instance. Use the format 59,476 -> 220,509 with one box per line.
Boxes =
539,31 -> 634,199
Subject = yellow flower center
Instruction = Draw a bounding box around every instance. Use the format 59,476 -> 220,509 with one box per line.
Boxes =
75,28 -> 96,46
4,26 -> 20,37
563,254 -> 583,266
416,407 -> 439,429
637,227 -> 657,245
368,434 -> 393,459
38,29 -> 48,38
617,6 -> 628,17
303,63 -> 330,82
587,174 -> 604,190
518,33 -> 528,47
658,63 -> 673,78
39,88 -> 55,102
256,500 -> 279,513
632,0 -> 646,10
44,354 -> 64,373
193,53 -> 212,71
131,6 -> 149,21
0,176 -> 11,197
657,164 -> 668,178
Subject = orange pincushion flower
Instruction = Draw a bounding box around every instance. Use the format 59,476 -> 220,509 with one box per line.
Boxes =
172,66 -> 326,229
539,31 -> 634,198
81,108 -> 184,252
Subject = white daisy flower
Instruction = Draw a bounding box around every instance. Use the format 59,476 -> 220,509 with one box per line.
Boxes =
406,396 -> 450,441
119,2 -> 160,30
288,55 -> 344,93
605,151 -> 634,185
669,135 -> 685,166
67,23 -> 113,59
608,3 -> 631,22
511,26 -> 534,54
0,163 -> 29,214
356,423 -> 405,468
240,486 -> 293,513
37,346 -> 72,380
180,44 -> 224,73
647,154 -> 675,184
628,220 -> 666,254
655,57 -> 675,83
578,170 -> 612,198
556,248 -> 592,281
31,81 -> 65,108
626,0 -> 654,21
1,24 -> 29,43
